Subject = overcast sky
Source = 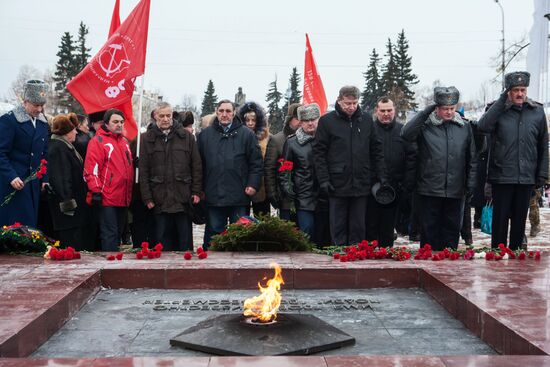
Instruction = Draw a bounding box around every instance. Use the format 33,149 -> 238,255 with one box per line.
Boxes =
0,0 -> 537,109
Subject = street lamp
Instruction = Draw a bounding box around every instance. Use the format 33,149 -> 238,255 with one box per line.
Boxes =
494,0 -> 506,89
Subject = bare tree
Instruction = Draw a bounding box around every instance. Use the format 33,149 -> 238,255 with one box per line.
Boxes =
9,65 -> 42,103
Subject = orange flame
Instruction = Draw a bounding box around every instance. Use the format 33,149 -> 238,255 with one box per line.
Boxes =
243,263 -> 284,322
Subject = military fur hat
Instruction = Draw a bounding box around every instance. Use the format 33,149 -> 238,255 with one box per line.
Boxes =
434,86 -> 460,106
505,71 -> 530,89
51,113 -> 78,136
23,79 -> 48,104
287,103 -> 302,119
297,103 -> 321,121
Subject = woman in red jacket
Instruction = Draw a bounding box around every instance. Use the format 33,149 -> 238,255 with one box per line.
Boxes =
84,109 -> 133,251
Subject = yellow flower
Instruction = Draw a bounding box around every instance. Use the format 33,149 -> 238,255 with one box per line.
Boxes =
54,240 -> 60,247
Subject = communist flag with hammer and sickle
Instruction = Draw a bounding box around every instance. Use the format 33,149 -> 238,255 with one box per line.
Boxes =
67,0 -> 150,140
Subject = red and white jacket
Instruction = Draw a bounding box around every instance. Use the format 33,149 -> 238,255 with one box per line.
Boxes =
84,126 -> 133,207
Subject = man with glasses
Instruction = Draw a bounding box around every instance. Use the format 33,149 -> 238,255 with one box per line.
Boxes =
84,108 -> 134,251
0,80 -> 49,227
197,99 -> 263,249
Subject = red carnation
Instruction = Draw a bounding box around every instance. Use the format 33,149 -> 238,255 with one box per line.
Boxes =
136,251 -> 144,259
115,253 -> 123,260
198,251 -> 208,259
155,251 -> 161,258
107,255 -> 116,261
183,251 -> 192,260
197,247 -> 204,254
518,252 -> 526,260
485,252 -> 495,260
147,252 -> 155,259
340,255 -> 348,262
141,242 -> 149,249
154,243 -> 163,252
73,252 -> 81,259
535,251 -> 541,260
371,240 -> 379,247
64,251 -> 74,260
333,253 -> 341,259
142,248 -> 149,256
66,246 -> 75,253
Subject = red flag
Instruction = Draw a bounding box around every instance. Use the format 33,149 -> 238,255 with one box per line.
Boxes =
67,0 -> 150,140
302,33 -> 328,115
109,0 -> 138,140
109,0 -> 121,36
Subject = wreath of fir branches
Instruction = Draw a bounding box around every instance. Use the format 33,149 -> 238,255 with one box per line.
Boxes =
210,214 -> 313,252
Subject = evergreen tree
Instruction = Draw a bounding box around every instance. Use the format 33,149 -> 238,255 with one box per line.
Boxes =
394,29 -> 419,118
265,77 -> 283,134
53,31 -> 81,112
75,22 -> 91,72
361,48 -> 384,112
200,79 -> 218,117
281,67 -> 302,118
381,38 -> 398,95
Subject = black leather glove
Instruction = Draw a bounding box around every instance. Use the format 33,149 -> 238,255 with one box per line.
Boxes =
498,88 -> 510,103
320,182 -> 334,197
91,192 -> 102,206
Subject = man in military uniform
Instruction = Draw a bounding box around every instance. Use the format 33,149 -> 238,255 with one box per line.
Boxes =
478,72 -> 549,250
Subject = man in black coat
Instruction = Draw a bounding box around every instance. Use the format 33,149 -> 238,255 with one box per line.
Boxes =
401,87 -> 477,250
477,71 -> 549,250
264,103 -> 302,220
280,103 -> 329,246
313,86 -> 387,246
197,99 -> 263,249
366,97 -> 416,247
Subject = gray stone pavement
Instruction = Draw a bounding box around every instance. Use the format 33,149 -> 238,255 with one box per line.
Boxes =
32,289 -> 495,357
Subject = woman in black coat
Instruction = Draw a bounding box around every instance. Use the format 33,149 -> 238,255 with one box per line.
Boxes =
47,113 -> 92,250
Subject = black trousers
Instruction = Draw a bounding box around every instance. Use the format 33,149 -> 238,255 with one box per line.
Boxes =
366,195 -> 398,247
99,206 -> 128,251
328,196 -> 367,246
491,184 -> 532,250
409,193 -> 421,238
419,195 -> 463,251
129,200 -> 157,249
155,212 -> 192,251
460,201 -> 472,242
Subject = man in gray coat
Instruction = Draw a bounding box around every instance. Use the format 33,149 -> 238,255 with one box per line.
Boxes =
401,87 -> 477,250
478,72 -> 549,250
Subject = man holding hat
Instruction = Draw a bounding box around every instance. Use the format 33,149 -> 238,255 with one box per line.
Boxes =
401,86 -> 477,250
478,71 -> 549,250
280,103 -> 329,245
366,96 -> 416,247
0,80 -> 49,227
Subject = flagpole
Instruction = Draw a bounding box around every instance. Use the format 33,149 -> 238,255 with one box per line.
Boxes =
135,75 -> 145,184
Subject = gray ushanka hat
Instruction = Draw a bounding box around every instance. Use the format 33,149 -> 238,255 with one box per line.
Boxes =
23,79 -> 48,104
297,103 -> 321,121
434,86 -> 460,106
505,71 -> 530,90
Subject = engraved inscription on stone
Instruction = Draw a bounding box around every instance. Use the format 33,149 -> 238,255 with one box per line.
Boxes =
145,298 -> 380,312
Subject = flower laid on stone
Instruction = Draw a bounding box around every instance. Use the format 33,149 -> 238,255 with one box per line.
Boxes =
324,241 -> 543,263
1,159 -> 47,207
330,241 -> 413,262
135,241 -> 163,260
45,246 -> 81,261
183,247 -> 208,260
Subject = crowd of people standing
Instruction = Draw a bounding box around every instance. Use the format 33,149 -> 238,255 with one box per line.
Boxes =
0,72 -> 548,252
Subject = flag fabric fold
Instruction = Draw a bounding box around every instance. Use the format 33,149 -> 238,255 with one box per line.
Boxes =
303,33 -> 328,115
67,0 -> 150,140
